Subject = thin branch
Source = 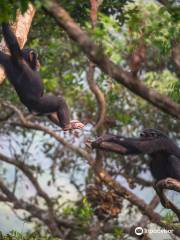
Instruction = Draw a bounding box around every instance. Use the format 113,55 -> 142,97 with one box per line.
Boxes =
86,0 -> 106,131
0,179 -> 63,238
2,102 -> 26,123
86,62 -> 106,130
136,176 -> 153,187
0,152 -> 52,207
135,195 -> 159,230
0,111 -> 14,122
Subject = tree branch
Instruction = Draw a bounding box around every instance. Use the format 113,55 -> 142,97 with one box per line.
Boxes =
0,151 -> 65,236
42,0 -> 180,118
155,178 -> 180,221
86,1 -> 106,131
0,152 -> 52,207
0,179 -> 63,238
93,166 -> 180,236
86,60 -> 106,131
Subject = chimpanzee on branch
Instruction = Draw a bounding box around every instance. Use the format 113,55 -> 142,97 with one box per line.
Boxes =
89,129 -> 180,218
90,129 -> 180,181
0,23 -> 84,131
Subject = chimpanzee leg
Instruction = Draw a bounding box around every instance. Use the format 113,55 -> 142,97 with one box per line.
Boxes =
31,95 -> 84,130
33,95 -> 70,129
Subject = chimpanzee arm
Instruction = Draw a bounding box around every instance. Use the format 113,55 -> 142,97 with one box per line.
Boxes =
2,23 -> 22,62
0,51 -> 8,65
91,137 -> 142,155
91,134 -> 179,156
92,134 -> 143,144
28,95 -> 70,129
91,140 -> 131,154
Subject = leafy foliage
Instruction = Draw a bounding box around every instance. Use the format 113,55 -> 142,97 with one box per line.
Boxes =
0,0 -> 29,22
0,231 -> 59,240
63,197 -> 93,222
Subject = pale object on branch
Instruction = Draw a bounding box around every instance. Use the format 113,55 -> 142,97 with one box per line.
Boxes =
0,3 -> 36,84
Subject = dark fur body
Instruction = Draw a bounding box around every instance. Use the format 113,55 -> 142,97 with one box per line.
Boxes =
2,54 -> 43,109
92,129 -> 180,181
0,23 -> 70,128
150,153 -> 180,181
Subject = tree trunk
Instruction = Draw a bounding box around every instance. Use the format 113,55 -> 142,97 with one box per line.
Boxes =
0,3 -> 36,84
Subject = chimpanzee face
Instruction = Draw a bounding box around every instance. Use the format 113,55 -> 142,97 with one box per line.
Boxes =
140,129 -> 167,139
22,48 -> 40,71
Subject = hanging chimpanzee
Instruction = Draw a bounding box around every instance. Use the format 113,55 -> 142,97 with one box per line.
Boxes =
0,23 -> 84,131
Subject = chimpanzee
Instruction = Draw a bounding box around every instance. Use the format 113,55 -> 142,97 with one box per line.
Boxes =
0,23 -> 84,131
90,129 -> 180,181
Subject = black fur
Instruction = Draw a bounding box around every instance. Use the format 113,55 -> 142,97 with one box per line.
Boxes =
0,23 -> 70,128
92,129 -> 180,181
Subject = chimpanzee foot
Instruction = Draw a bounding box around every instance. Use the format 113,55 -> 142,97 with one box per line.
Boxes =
63,120 -> 84,131
85,139 -> 94,149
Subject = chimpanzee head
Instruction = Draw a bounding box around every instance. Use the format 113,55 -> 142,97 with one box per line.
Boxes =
22,48 -> 40,71
140,128 -> 168,139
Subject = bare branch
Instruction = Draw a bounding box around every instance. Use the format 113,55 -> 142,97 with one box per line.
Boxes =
2,102 -> 26,123
87,61 -> 106,130
0,179 -> 63,237
0,152 -> 52,207
136,195 -> 159,229
136,177 -> 153,187
86,1 -> 106,131
90,0 -> 103,27
0,150 -> 66,235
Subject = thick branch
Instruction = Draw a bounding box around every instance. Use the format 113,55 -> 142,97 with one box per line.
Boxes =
94,167 -> 180,236
0,3 -> 36,84
155,178 -> 180,221
42,0 -> 180,118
